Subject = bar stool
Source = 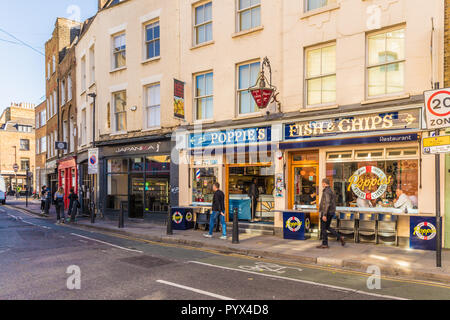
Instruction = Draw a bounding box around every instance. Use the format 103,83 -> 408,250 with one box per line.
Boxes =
377,214 -> 398,246
338,212 -> 357,242
357,213 -> 377,243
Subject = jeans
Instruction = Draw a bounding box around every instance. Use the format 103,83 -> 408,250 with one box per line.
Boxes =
321,214 -> 340,246
56,200 -> 65,221
209,211 -> 227,237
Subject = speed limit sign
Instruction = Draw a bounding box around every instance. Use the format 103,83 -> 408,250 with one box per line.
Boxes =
424,88 -> 450,130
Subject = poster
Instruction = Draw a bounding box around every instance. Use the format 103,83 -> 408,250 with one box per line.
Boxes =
174,79 -> 185,119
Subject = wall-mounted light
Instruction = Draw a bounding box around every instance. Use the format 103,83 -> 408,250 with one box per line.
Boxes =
130,105 -> 137,112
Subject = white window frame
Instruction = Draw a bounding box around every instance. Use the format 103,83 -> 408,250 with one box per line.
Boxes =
304,0 -> 335,12
237,60 -> 260,116
61,79 -> 66,105
112,91 -> 127,133
304,42 -> 337,107
67,75 -> 72,102
194,2 -> 213,45
194,71 -> 214,121
81,56 -> 87,93
236,0 -> 261,32
41,136 -> 47,153
144,83 -> 161,129
112,33 -> 126,70
89,46 -> 95,85
81,108 -> 87,146
144,20 -> 161,60
366,26 -> 406,99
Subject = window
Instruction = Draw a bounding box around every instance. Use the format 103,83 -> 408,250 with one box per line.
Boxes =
81,109 -> 87,145
47,62 -> 51,80
113,33 -> 126,69
237,0 -> 260,32
192,167 -> 218,203
69,118 -> 75,153
52,56 -> 56,74
145,84 -> 161,128
89,46 -> 95,84
113,91 -> 127,132
36,114 -> 40,129
61,79 -> 66,105
367,28 -> 405,97
67,75 -> 72,101
194,2 -> 212,45
20,139 -> 30,151
63,120 -> 68,154
305,43 -> 336,106
195,72 -> 213,120
36,138 -> 40,155
107,103 -> 111,129
81,56 -> 86,92
53,91 -> 57,115
238,61 -> 259,114
20,159 -> 30,171
305,0 -> 335,12
145,21 -> 160,59
18,125 -> 32,133
41,136 -> 47,153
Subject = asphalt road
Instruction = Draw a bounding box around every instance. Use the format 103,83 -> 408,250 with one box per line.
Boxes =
0,205 -> 449,301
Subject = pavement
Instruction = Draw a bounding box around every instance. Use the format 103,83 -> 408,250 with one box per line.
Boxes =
7,198 -> 450,286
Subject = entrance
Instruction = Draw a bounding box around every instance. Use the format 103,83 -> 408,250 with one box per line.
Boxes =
289,152 -> 319,225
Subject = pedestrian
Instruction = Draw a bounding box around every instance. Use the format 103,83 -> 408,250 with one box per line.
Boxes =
248,178 -> 259,221
44,187 -> 52,217
54,187 -> 65,224
204,182 -> 227,240
317,178 -> 345,249
66,188 -> 79,223
40,185 -> 47,214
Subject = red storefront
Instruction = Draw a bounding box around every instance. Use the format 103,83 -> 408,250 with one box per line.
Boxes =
58,157 -> 78,209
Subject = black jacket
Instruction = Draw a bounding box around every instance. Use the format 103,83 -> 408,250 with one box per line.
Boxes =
248,183 -> 259,199
212,190 -> 225,213
319,186 -> 336,217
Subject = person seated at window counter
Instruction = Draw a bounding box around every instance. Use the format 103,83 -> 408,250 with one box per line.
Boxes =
394,188 -> 414,212
299,187 -> 317,205
357,197 -> 373,208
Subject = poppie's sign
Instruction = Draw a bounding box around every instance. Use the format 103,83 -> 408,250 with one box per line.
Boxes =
348,166 -> 392,200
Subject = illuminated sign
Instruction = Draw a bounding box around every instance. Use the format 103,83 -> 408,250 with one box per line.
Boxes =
284,109 -> 420,141
348,166 -> 392,200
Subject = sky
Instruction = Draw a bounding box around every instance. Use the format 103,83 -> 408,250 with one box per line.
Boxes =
0,0 -> 98,113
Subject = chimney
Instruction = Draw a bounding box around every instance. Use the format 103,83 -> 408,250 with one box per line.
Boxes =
98,0 -> 109,10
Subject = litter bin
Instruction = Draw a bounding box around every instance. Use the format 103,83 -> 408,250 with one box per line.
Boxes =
171,207 -> 194,230
283,211 -> 307,240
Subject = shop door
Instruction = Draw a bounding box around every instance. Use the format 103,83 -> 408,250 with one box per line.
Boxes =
144,178 -> 169,213
129,174 -> 144,219
291,165 -> 319,209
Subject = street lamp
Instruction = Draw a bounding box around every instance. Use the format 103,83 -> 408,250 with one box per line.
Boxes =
248,57 -> 280,112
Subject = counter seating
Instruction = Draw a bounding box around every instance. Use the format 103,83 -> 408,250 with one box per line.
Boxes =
357,213 -> 377,243
377,214 -> 398,246
337,212 -> 357,242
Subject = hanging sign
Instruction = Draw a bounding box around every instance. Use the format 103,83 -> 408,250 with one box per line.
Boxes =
174,79 -> 185,119
88,148 -> 99,175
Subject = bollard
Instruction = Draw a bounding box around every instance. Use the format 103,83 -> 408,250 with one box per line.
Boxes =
119,202 -> 125,229
166,206 -> 173,235
90,202 -> 96,224
232,207 -> 239,244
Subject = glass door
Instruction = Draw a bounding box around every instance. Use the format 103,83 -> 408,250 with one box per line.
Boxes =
292,165 -> 318,210
129,174 -> 144,218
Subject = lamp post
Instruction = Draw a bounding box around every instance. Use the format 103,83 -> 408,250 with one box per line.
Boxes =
248,57 -> 280,113
88,92 -> 97,222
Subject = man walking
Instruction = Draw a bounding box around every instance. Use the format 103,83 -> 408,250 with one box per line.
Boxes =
248,178 -> 259,221
317,178 -> 345,249
204,183 -> 227,240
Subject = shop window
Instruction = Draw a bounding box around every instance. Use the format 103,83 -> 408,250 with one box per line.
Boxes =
387,148 -> 417,158
192,167 -> 218,203
355,149 -> 384,160
106,174 -> 128,210
107,159 -> 128,173
326,151 -> 352,161
146,156 -> 170,176
293,152 -> 319,162
130,158 -> 144,172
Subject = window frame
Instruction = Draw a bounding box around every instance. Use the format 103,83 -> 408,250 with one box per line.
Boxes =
194,71 -> 214,121
144,83 -> 161,129
366,26 -> 406,99
112,33 -> 127,70
304,0 -> 334,12
236,0 -> 261,32
20,139 -> 30,151
194,2 -> 213,45
144,20 -> 161,60
304,42 -> 337,108
237,60 -> 261,116
112,91 -> 127,133
81,55 -> 87,93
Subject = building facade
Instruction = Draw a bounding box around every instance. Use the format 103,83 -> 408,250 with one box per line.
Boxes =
0,103 -> 36,195
35,101 -> 47,193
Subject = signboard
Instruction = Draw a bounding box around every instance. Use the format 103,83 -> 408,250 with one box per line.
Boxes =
284,109 -> 420,141
189,126 -> 271,149
348,166 -> 392,200
283,212 -> 307,240
88,148 -> 99,175
424,88 -> 450,130
250,88 -> 273,109
410,216 -> 437,251
174,79 -> 185,119
423,135 -> 450,154
55,141 -> 68,150
171,207 -> 194,230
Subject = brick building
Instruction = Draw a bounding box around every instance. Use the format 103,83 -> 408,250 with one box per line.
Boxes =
35,100 -> 47,193
0,103 -> 36,195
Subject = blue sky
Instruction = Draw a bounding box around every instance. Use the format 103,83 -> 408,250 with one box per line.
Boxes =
0,0 -> 98,113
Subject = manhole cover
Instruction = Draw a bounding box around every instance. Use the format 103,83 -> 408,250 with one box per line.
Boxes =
119,255 -> 173,269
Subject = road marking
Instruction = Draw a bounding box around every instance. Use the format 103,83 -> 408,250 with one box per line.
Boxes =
189,261 -> 408,300
70,233 -> 144,254
156,280 -> 235,300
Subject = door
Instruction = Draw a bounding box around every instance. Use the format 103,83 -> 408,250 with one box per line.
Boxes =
291,165 -> 319,209
129,174 -> 144,218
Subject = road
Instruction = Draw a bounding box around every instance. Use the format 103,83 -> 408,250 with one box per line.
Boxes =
0,205 -> 449,301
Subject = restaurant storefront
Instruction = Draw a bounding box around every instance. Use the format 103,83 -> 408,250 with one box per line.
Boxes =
100,139 -> 176,220
58,156 -> 77,209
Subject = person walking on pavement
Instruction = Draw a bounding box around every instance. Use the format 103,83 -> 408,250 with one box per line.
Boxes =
54,187 -> 65,224
248,178 -> 259,221
40,185 -> 47,214
204,183 -> 227,240
317,178 -> 345,249
44,187 -> 52,217
66,188 -> 79,223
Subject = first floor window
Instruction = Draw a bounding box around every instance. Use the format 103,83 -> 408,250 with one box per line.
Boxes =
145,84 -> 161,128
113,91 -> 127,132
20,139 -> 30,151
238,0 -> 261,32
21,159 -> 30,171
306,44 -> 336,106
195,2 -> 212,44
195,72 -> 213,120
306,0 -> 334,12
113,33 -> 126,69
238,61 -> 259,114
145,21 -> 160,59
81,109 -> 87,145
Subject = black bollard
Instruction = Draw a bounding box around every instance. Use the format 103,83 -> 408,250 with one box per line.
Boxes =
232,207 -> 239,244
90,202 -> 95,224
166,206 -> 173,235
119,202 -> 125,229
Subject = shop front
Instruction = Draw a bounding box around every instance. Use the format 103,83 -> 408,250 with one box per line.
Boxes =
46,160 -> 58,198
188,125 -> 276,223
101,139 -> 175,220
58,156 -> 77,209
279,106 -> 431,246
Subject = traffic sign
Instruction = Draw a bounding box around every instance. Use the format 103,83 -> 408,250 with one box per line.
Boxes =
424,88 -> 450,130
423,135 -> 450,154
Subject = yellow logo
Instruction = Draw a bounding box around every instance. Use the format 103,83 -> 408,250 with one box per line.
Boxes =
286,217 -> 302,232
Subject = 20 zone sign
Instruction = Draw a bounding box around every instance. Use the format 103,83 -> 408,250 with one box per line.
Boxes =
424,89 -> 450,130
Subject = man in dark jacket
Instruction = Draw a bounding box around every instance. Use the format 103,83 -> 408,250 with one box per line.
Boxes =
204,182 -> 227,240
318,178 -> 345,249
248,178 -> 259,221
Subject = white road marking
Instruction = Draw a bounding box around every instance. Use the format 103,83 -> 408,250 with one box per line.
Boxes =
70,233 -> 144,254
189,261 -> 408,300
156,280 -> 235,300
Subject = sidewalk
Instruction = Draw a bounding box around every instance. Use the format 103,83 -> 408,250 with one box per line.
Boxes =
9,200 -> 450,284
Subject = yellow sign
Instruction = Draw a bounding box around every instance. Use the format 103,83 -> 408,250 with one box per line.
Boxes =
423,135 -> 450,147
